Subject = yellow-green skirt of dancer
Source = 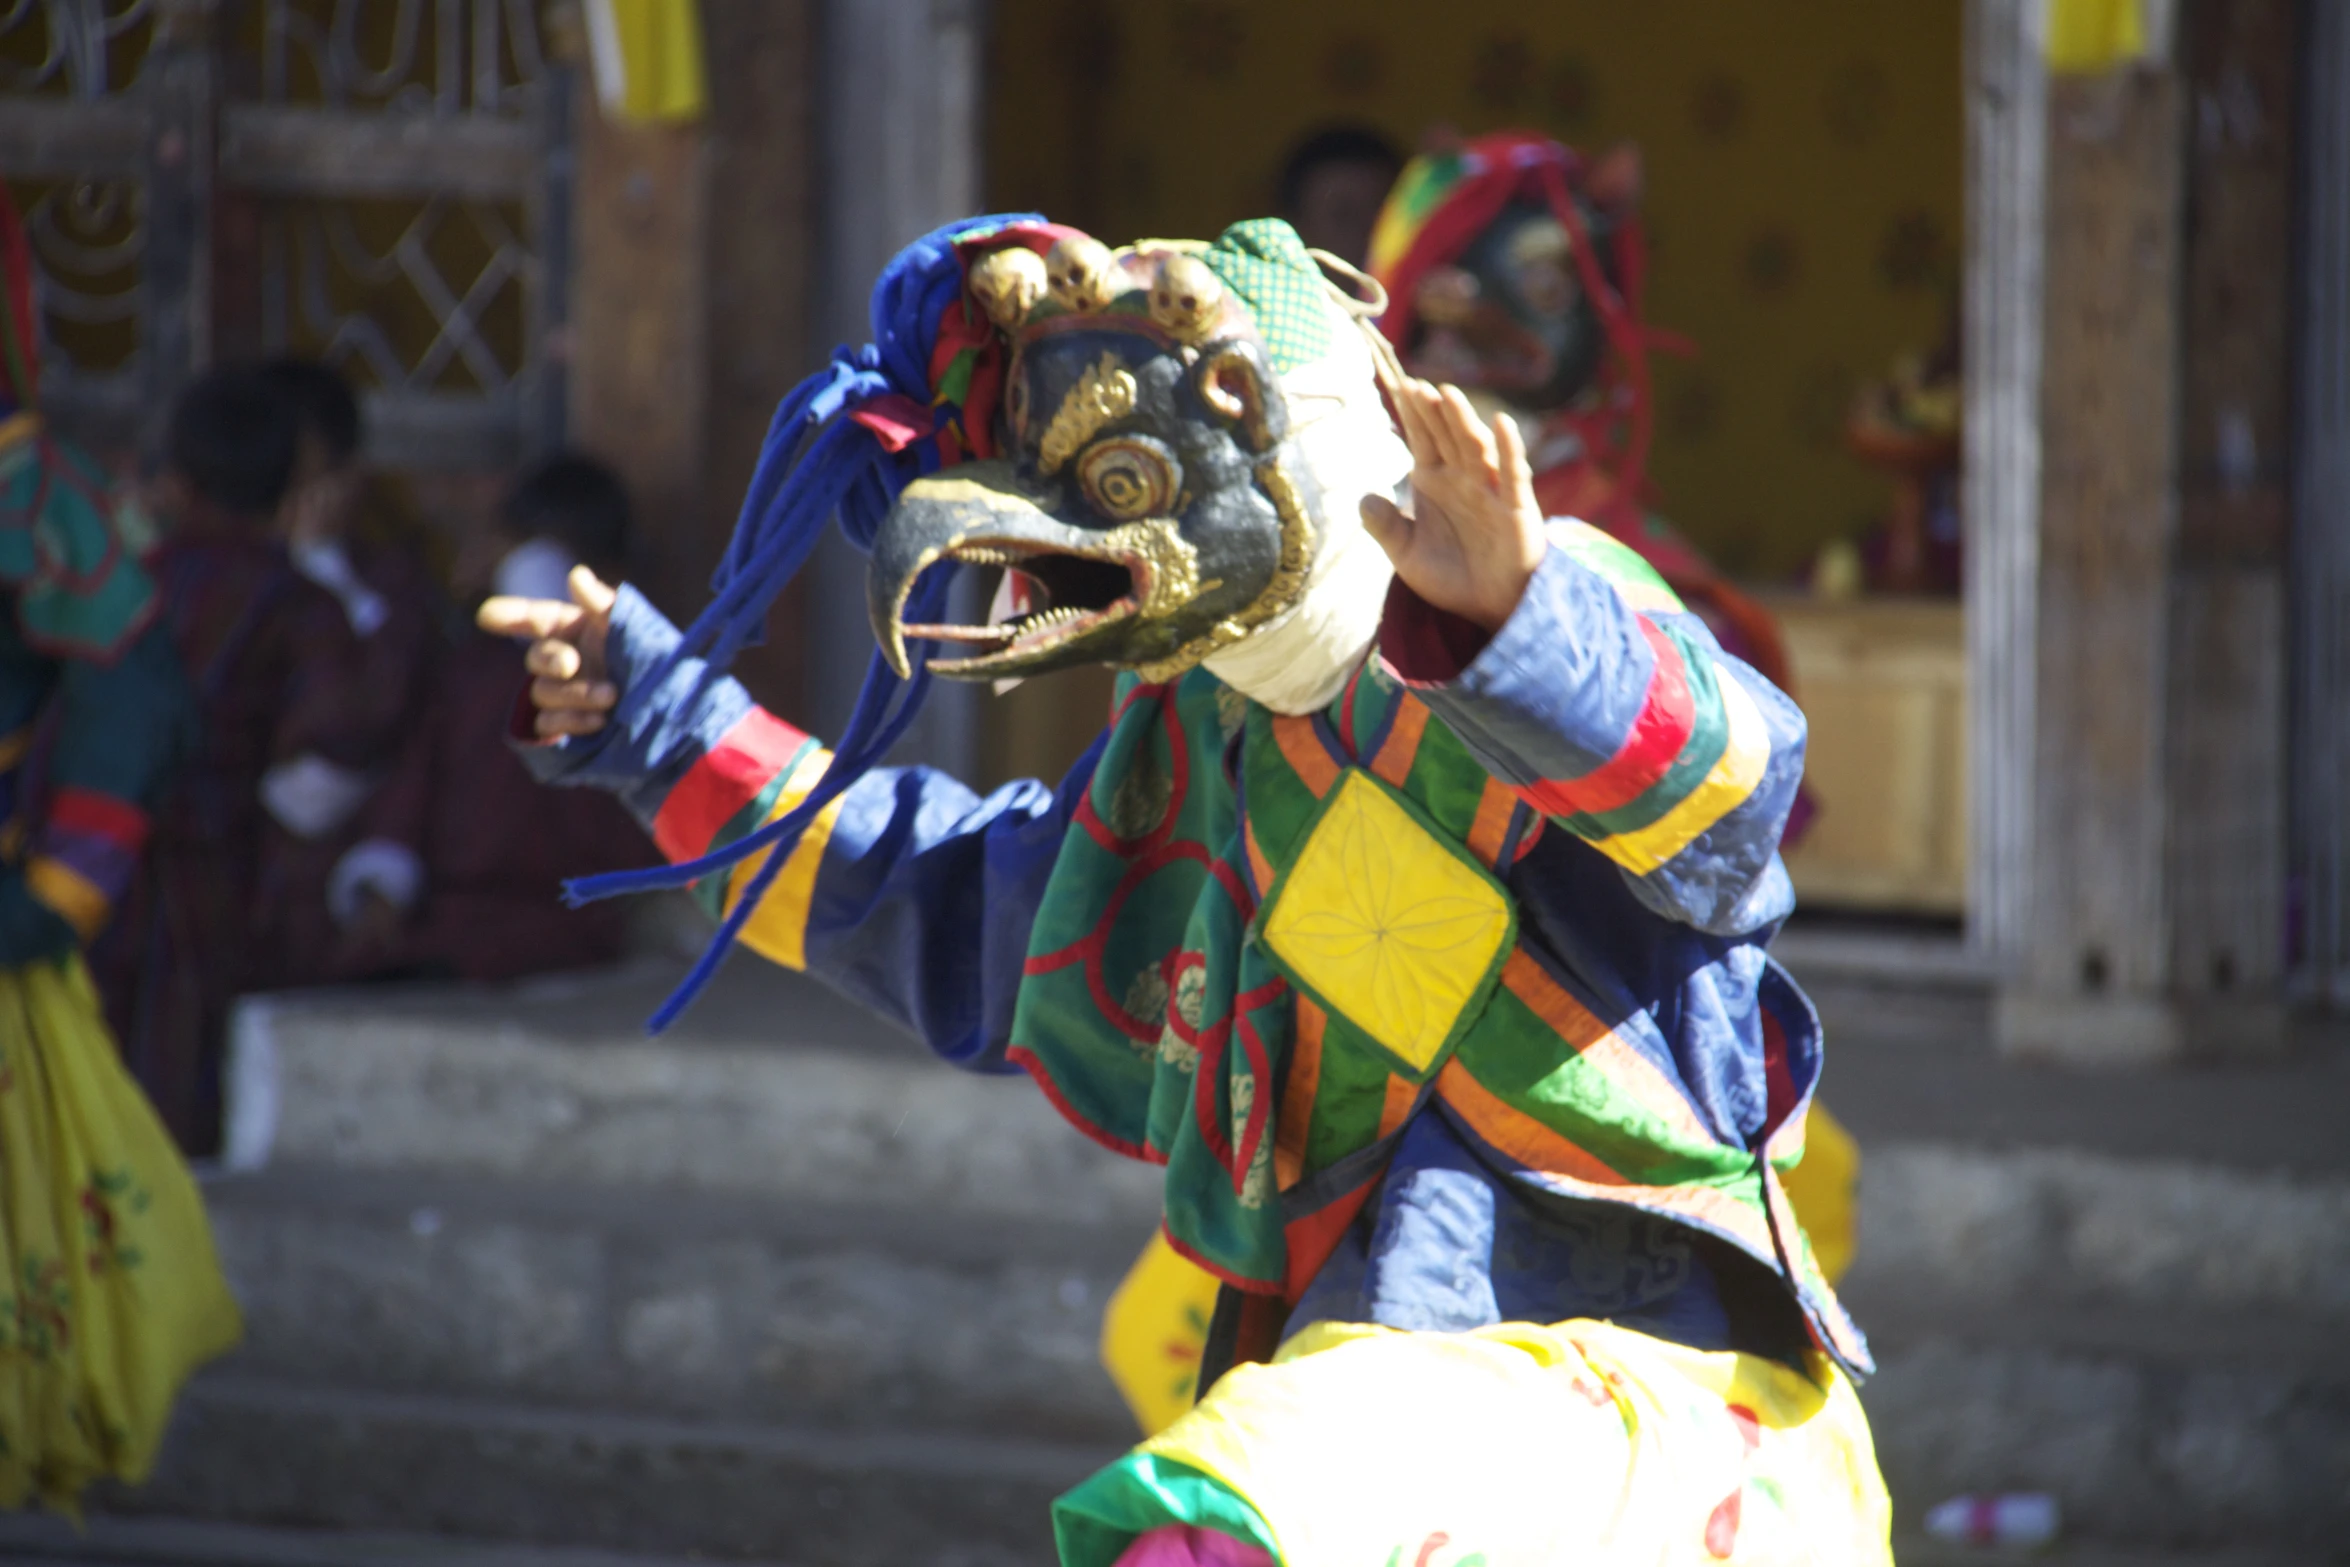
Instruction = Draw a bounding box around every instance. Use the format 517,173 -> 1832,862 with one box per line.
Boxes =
0,955 -> 241,1511
1059,1315 -> 1892,1567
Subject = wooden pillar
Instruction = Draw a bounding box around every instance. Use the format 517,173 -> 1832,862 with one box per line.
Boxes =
804,0 -> 983,761
571,103 -> 711,617
2293,0 -> 2350,1006
1964,0 -> 2051,969
570,1 -> 817,716
700,0 -> 818,712
2000,62 -> 2189,1064
1988,1 -> 2300,1062
2167,0 -> 2296,1037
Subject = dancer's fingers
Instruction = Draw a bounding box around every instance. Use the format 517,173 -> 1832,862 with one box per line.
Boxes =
524,637 -> 582,682
531,676 -> 619,713
1494,410 -> 1536,499
1395,377 -> 1442,466
567,564 -> 618,616
535,706 -> 611,739
478,595 -> 585,641
1440,384 -> 1498,477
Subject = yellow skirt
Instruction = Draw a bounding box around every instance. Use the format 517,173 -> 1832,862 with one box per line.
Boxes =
1069,1316 -> 1893,1567
0,955 -> 242,1511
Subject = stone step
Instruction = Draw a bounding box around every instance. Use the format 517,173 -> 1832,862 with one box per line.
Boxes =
202,1167 -> 1137,1442
0,1512 -> 789,1567
1863,1336 -> 2350,1556
107,1373 -> 1112,1567
226,966 -> 1161,1229
230,970 -> 2350,1327
1847,1143 -> 2350,1327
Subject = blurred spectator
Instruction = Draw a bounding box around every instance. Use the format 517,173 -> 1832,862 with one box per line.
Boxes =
1276,123 -> 1404,269
330,454 -> 653,984
89,367 -> 374,1157
252,358 -> 449,988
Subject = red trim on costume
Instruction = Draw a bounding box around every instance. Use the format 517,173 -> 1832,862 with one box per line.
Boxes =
1007,1044 -> 1167,1165
651,707 -> 812,863
46,787 -> 149,852
1163,1221 -> 1285,1298
1520,619 -> 1694,819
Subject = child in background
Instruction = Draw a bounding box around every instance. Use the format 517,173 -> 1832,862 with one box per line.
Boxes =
252,357 -> 446,989
89,367 -> 371,1156
331,454 -> 651,983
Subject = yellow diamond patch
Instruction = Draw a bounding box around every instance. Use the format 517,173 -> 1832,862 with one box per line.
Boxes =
1261,769 -> 1514,1077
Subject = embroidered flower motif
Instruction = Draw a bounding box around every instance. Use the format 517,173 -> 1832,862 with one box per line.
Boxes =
1124,965 -> 1171,1053
1263,772 -> 1512,1072
1157,958 -> 1206,1073
1108,755 -> 1173,839
1229,1074 -> 1272,1210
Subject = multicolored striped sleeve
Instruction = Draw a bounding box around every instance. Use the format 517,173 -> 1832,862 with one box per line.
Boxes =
521,585 -> 1092,1068
17,618 -> 190,949
1379,520 -> 1804,935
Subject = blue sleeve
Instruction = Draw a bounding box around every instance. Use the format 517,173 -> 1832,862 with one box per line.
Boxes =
518,585 -> 1096,1069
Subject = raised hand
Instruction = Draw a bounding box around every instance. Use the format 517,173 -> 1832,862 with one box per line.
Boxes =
476,565 -> 621,740
1359,379 -> 1547,633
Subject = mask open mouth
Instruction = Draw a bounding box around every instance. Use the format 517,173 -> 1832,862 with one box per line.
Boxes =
902,538 -> 1147,677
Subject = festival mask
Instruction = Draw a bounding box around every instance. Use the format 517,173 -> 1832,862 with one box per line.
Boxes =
1400,195 -> 1619,412
869,233 -> 1347,685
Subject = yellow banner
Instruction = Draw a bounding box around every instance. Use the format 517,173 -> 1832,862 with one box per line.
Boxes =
585,0 -> 708,124
2047,0 -> 2149,74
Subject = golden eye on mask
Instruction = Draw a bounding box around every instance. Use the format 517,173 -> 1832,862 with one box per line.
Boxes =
1077,436 -> 1181,521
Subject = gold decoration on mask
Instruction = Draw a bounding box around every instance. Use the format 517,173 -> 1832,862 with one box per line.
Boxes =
1127,455 -> 1316,683
1046,235 -> 1119,312
1149,253 -> 1225,344
967,246 -> 1047,330
1077,435 -> 1181,522
1039,353 -> 1138,476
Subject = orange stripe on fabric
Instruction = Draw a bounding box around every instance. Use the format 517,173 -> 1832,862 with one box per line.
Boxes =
1271,713 -> 1341,798
1244,816 -> 1274,899
1282,1178 -> 1378,1303
1498,951 -> 1716,1147
26,855 -> 107,940
1368,695 -> 1429,789
0,727 -> 33,772
722,745 -> 839,971
1466,777 -> 1517,866
1435,1060 -> 1775,1254
1275,996 -> 1326,1191
1376,1073 -> 1416,1138
1435,1057 -> 1622,1185
0,410 -> 39,455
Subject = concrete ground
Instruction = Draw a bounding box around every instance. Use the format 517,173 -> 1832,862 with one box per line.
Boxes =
15,938 -> 2346,1566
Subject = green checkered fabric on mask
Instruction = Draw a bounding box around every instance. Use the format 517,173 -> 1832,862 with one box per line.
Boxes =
1204,218 -> 1334,375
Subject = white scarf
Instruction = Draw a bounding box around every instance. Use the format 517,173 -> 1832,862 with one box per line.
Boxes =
1203,324 -> 1411,715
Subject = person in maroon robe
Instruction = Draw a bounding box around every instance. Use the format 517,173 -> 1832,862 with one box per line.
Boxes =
329,454 -> 653,984
90,367 -> 374,1156
250,358 -> 450,989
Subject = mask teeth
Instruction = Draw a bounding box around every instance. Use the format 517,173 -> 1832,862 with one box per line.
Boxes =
955,545 -> 1024,566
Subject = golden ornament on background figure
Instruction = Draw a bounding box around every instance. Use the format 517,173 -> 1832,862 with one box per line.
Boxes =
967,247 -> 1048,330
1047,235 -> 1119,312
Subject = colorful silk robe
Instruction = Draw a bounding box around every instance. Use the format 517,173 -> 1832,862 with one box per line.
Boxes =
534,520 -> 1868,1376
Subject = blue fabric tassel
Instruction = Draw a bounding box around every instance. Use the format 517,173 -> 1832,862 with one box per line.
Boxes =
558,213 -> 1042,1030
